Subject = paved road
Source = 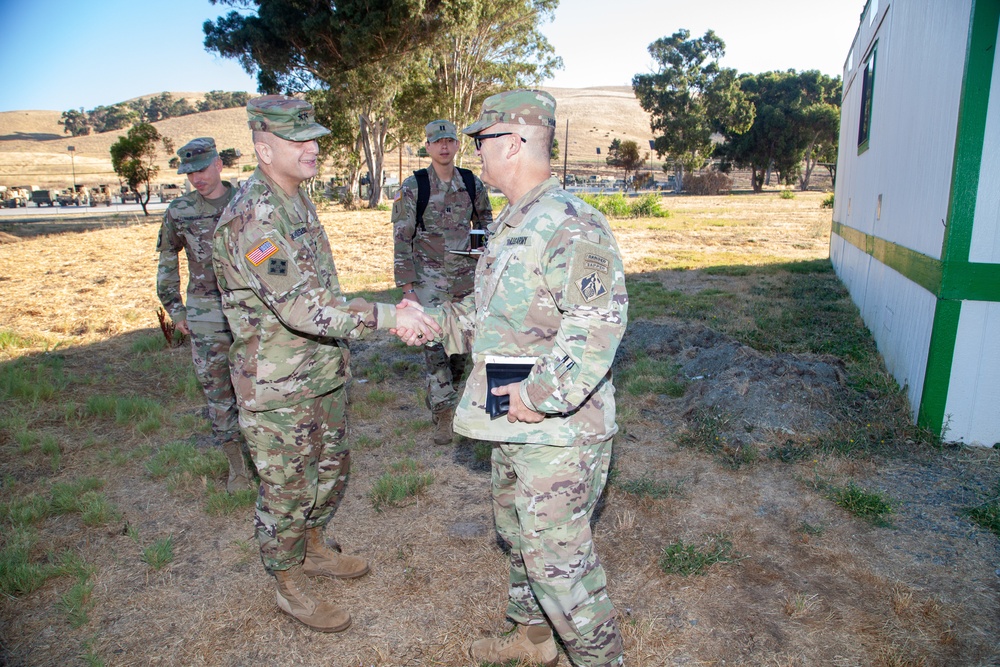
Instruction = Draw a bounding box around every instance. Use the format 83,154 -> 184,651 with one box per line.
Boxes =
0,201 -> 170,218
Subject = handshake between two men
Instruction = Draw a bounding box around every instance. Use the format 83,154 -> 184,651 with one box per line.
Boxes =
390,299 -> 545,425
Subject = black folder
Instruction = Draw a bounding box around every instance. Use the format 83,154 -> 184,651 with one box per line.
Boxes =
484,356 -> 537,419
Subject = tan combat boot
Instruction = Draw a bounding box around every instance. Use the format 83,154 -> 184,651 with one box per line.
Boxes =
302,527 -> 370,579
221,439 -> 253,493
469,623 -> 559,667
273,564 -> 351,632
432,406 -> 455,445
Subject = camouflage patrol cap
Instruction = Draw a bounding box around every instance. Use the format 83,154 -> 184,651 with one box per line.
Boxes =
425,119 -> 457,143
176,137 -> 219,174
462,89 -> 557,135
246,95 -> 330,141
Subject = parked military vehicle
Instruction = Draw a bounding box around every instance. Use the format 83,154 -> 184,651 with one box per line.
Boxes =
120,186 -> 139,204
31,189 -> 57,207
159,183 -> 184,203
56,185 -> 89,207
1,186 -> 29,208
89,185 -> 113,207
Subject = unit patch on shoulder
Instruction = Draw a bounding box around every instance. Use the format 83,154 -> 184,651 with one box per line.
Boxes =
584,253 -> 610,274
566,239 -> 615,308
246,239 -> 279,266
268,258 -> 288,276
290,227 -> 307,241
576,272 -> 608,302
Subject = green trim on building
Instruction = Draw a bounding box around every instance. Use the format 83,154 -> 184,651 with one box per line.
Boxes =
831,222 -> 1000,302
832,0 -> 999,437
940,0 -> 999,266
918,300 -> 962,433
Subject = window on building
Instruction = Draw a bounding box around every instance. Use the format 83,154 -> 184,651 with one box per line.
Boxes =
857,44 -> 877,153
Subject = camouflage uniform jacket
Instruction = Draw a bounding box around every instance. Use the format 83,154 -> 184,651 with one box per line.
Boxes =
156,183 -> 235,323
432,177 -> 628,446
392,167 -> 492,300
213,168 -> 397,412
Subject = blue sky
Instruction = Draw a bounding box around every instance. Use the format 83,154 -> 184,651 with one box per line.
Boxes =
0,0 -> 864,112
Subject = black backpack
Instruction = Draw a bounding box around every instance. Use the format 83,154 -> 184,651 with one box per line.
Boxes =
414,167 -> 480,232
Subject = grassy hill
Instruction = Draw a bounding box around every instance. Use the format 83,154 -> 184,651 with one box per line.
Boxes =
0,87 -> 655,189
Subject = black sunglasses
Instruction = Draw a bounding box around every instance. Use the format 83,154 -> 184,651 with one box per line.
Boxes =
473,132 -> 527,150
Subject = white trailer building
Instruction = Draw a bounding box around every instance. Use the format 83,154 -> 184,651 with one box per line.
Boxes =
830,0 -> 999,445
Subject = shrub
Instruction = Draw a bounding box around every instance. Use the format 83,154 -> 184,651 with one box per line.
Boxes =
821,193 -> 835,209
684,171 -> 732,195
779,189 -> 796,199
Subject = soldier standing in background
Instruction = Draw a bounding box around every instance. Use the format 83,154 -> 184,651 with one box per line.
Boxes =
156,137 -> 252,493
392,119 -> 492,445
213,95 -> 440,633
398,90 -> 628,666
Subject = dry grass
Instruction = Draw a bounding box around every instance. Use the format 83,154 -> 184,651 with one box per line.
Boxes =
1,194 -> 998,667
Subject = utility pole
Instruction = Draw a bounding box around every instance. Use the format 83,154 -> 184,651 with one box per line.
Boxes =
68,145 -> 77,193
562,119 -> 569,188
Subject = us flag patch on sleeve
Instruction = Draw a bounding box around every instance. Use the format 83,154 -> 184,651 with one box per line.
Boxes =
246,239 -> 279,266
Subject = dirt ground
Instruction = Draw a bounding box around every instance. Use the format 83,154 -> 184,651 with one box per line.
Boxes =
0,194 -> 998,666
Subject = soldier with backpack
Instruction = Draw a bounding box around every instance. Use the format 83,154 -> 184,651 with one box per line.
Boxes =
392,119 -> 493,445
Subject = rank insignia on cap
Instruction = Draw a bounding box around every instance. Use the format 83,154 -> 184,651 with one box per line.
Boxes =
576,272 -> 608,302
246,239 -> 279,266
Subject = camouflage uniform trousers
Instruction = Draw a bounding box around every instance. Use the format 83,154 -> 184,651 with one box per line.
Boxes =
492,438 -> 624,667
238,388 -> 351,572
418,287 -> 469,415
186,318 -> 240,444
423,341 -> 467,415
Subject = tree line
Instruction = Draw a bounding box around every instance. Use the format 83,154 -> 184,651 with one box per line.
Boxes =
633,30 -> 840,193
203,0 -> 561,208
59,91 -> 251,137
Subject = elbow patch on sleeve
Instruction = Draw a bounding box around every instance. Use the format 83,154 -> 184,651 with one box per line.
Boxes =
244,233 -> 305,296
566,239 -> 614,309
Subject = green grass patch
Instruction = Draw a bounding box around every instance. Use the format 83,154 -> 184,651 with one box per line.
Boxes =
142,536 -> 175,570
174,367 -> 202,399
658,535 -> 736,576
677,407 -> 758,469
369,458 -> 434,511
0,528 -> 51,596
351,434 -> 381,451
145,441 -> 227,484
472,440 -> 493,465
205,487 -> 256,516
0,355 -> 68,402
626,280 -> 733,321
0,330 -> 42,352
579,192 -> 671,219
779,189 -> 796,199
612,474 -> 682,499
14,429 -> 41,454
130,334 -> 167,354
488,194 -> 508,212
357,354 -> 389,383
1,493 -> 51,526
617,353 -> 686,397
961,483 -> 1000,537
829,482 -> 894,526
83,395 -> 163,430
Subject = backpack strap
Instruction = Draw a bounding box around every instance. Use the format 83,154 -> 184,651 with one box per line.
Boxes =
414,168 -> 430,232
456,167 -> 480,228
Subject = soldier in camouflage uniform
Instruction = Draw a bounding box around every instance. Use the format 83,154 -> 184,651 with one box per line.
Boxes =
212,95 -> 440,634
399,90 -> 628,666
156,137 -> 252,493
392,119 -> 493,444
